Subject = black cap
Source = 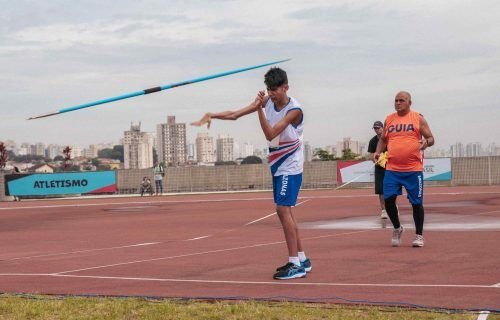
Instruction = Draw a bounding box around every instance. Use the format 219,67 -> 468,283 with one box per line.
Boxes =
373,121 -> 383,128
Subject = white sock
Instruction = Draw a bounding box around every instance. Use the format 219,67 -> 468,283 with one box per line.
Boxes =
298,251 -> 307,262
289,256 -> 300,266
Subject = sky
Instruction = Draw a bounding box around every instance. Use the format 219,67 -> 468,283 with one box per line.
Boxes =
1,0 -> 499,151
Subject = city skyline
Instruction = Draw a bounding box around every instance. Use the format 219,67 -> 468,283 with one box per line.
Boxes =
1,1 -> 499,150
4,129 -> 500,160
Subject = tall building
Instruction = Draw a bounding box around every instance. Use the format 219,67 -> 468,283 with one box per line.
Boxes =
486,143 -> 500,156
71,146 -> 83,158
304,141 -> 313,162
450,142 -> 465,157
216,134 -> 234,162
195,132 -> 215,163
123,122 -> 154,169
35,142 -> 46,157
187,142 -> 196,162
465,142 -> 482,157
241,142 -> 254,158
156,116 -> 187,166
336,137 -> 360,158
18,143 -> 30,156
47,144 -> 63,159
358,142 -> 367,156
83,144 -> 99,159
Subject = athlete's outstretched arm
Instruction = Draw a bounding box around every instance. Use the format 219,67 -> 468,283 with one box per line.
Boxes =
419,115 -> 435,150
190,99 -> 264,128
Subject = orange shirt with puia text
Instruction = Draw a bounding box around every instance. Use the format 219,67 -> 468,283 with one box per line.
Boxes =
384,110 -> 423,172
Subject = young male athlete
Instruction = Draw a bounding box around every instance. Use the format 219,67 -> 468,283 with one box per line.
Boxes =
375,91 -> 434,247
191,67 -> 311,279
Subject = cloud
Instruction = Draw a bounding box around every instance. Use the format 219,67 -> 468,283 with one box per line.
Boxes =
1,0 -> 500,150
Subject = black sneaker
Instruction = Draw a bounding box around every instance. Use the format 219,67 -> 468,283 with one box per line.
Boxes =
273,263 -> 306,280
301,258 -> 312,272
276,262 -> 290,272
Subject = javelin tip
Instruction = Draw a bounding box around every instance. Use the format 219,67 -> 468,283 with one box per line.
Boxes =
27,111 -> 60,120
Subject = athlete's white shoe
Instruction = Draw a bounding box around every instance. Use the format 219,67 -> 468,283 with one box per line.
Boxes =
412,234 -> 424,247
380,209 -> 389,219
391,226 -> 404,247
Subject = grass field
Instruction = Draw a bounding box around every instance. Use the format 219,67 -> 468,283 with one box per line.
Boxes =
0,295 -> 497,320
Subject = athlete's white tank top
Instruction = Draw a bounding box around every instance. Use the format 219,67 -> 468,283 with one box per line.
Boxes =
265,96 -> 304,176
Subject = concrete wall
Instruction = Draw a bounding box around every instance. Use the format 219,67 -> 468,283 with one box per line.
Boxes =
451,156 -> 500,186
115,157 -> 500,193
115,162 -> 338,194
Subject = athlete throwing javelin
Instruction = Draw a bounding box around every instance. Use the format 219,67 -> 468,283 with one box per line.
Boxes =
191,67 -> 311,279
375,91 -> 434,247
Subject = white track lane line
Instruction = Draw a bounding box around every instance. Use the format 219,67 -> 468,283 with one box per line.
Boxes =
0,197 -> 272,211
0,200 -> 309,260
245,199 -> 310,226
0,273 -> 498,289
2,191 -> 499,211
52,230 -> 369,275
186,236 -> 211,241
1,242 -> 161,262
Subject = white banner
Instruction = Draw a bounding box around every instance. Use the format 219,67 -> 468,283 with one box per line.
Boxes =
338,158 -> 452,183
423,158 -> 452,181
338,161 -> 375,183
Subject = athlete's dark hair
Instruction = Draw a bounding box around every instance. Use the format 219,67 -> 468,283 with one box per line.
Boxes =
264,67 -> 288,89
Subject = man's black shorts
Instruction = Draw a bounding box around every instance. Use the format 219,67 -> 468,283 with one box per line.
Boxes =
374,165 -> 385,195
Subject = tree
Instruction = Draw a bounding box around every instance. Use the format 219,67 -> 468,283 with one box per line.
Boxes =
0,142 -> 8,169
341,148 -> 358,160
153,148 -> 158,164
112,145 -> 124,162
98,145 -> 123,162
63,146 -> 72,169
13,154 -> 46,162
241,155 -> 263,164
91,158 -> 100,167
314,149 -> 336,161
98,148 -> 111,158
54,155 -> 65,161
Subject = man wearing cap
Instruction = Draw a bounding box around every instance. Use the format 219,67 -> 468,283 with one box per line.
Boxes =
368,121 -> 388,219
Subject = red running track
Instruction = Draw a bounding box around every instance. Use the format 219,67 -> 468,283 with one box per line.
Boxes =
0,186 -> 499,311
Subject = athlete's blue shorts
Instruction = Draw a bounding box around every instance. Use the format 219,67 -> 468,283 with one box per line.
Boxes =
272,173 -> 302,206
383,170 -> 424,205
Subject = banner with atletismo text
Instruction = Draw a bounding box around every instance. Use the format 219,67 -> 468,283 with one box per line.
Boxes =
5,171 -> 117,196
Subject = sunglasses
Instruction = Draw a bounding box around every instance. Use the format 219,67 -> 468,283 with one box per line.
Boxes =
373,127 -> 382,129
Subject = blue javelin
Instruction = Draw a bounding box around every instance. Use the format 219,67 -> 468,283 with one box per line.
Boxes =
28,58 -> 290,120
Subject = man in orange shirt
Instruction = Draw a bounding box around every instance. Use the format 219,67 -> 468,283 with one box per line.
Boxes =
375,91 -> 434,247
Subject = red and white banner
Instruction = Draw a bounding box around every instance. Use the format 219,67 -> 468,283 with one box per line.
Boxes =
337,158 -> 452,184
